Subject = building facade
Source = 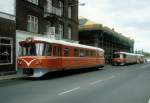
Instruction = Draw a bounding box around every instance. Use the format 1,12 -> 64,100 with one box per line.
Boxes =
16,0 -> 78,44
0,12 -> 16,74
79,17 -> 134,64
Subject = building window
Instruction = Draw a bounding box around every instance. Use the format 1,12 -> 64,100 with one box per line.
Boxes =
59,1 -> 63,16
68,26 -> 72,40
0,37 -> 13,65
46,0 -> 52,13
27,0 -> 38,5
68,6 -> 72,18
27,15 -> 38,33
58,24 -> 63,38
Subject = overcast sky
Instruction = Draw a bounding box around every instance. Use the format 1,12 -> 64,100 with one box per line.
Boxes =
79,0 -> 150,52
0,0 -> 149,52
0,0 -> 15,15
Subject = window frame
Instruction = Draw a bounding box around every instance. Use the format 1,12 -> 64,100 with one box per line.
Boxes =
68,6 -> 72,18
68,26 -> 72,40
27,15 -> 38,33
27,0 -> 38,5
64,48 -> 69,57
59,1 -> 64,16
53,45 -> 62,57
74,48 -> 79,57
0,37 -> 13,65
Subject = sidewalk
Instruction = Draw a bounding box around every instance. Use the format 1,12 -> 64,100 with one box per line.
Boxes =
0,74 -> 22,80
0,71 -> 22,81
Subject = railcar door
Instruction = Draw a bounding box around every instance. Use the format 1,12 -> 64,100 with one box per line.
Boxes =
52,44 -> 62,69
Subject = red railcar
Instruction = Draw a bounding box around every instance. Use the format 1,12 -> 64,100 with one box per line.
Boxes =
17,37 -> 105,77
112,51 -> 144,66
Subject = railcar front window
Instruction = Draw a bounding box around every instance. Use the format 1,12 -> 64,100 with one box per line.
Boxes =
113,54 -> 120,58
36,43 -> 44,56
19,42 -> 51,56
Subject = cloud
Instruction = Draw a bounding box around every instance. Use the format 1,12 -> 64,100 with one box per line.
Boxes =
0,0 -> 15,15
79,0 -> 150,52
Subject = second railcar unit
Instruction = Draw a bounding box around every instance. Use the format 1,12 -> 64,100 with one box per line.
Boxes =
112,52 -> 144,66
17,37 -> 105,77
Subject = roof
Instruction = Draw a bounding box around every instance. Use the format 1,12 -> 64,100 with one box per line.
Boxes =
20,36 -> 104,52
0,12 -> 15,21
115,51 -> 144,56
79,16 -> 103,31
79,17 -> 134,45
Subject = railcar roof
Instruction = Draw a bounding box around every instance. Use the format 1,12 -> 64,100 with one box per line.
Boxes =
114,51 -> 143,56
20,37 -> 104,52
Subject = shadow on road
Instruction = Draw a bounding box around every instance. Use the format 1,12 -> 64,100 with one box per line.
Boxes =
0,68 -> 104,87
32,68 -> 104,80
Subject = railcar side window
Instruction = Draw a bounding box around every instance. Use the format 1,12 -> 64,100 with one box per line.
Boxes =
80,49 -> 85,57
74,48 -> 79,57
43,44 -> 52,56
57,47 -> 62,56
53,46 -> 56,56
123,54 -> 127,58
85,50 -> 90,57
113,53 -> 120,58
53,46 -> 62,56
93,51 -> 96,56
90,50 -> 94,57
64,48 -> 69,56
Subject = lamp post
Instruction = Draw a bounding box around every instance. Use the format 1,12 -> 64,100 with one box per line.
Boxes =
69,2 -> 85,7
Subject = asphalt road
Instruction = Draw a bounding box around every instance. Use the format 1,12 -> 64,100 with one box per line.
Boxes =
0,63 -> 150,103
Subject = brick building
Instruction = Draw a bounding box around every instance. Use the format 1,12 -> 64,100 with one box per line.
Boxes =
16,0 -> 79,55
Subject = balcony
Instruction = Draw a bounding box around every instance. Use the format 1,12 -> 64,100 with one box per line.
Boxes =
44,5 -> 62,18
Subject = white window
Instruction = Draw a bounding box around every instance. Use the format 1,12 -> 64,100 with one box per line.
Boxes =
46,0 -> 52,13
59,1 -> 63,16
0,37 -> 13,65
27,0 -> 38,5
58,24 -> 63,38
27,15 -> 38,33
68,6 -> 72,18
68,27 -> 72,39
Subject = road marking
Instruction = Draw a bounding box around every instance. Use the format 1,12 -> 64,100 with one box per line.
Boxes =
148,98 -> 150,103
105,75 -> 116,80
110,75 -> 115,79
58,87 -> 80,95
90,80 -> 103,85
141,65 -> 150,69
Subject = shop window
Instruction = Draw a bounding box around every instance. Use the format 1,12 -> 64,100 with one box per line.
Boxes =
0,37 -> 13,65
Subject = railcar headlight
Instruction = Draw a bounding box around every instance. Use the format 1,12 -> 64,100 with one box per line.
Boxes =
18,60 -> 22,64
117,59 -> 121,62
35,59 -> 42,65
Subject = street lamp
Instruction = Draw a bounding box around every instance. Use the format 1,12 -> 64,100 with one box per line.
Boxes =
79,3 -> 85,6
68,2 -> 85,7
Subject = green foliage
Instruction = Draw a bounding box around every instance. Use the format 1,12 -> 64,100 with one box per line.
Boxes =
143,52 -> 150,57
